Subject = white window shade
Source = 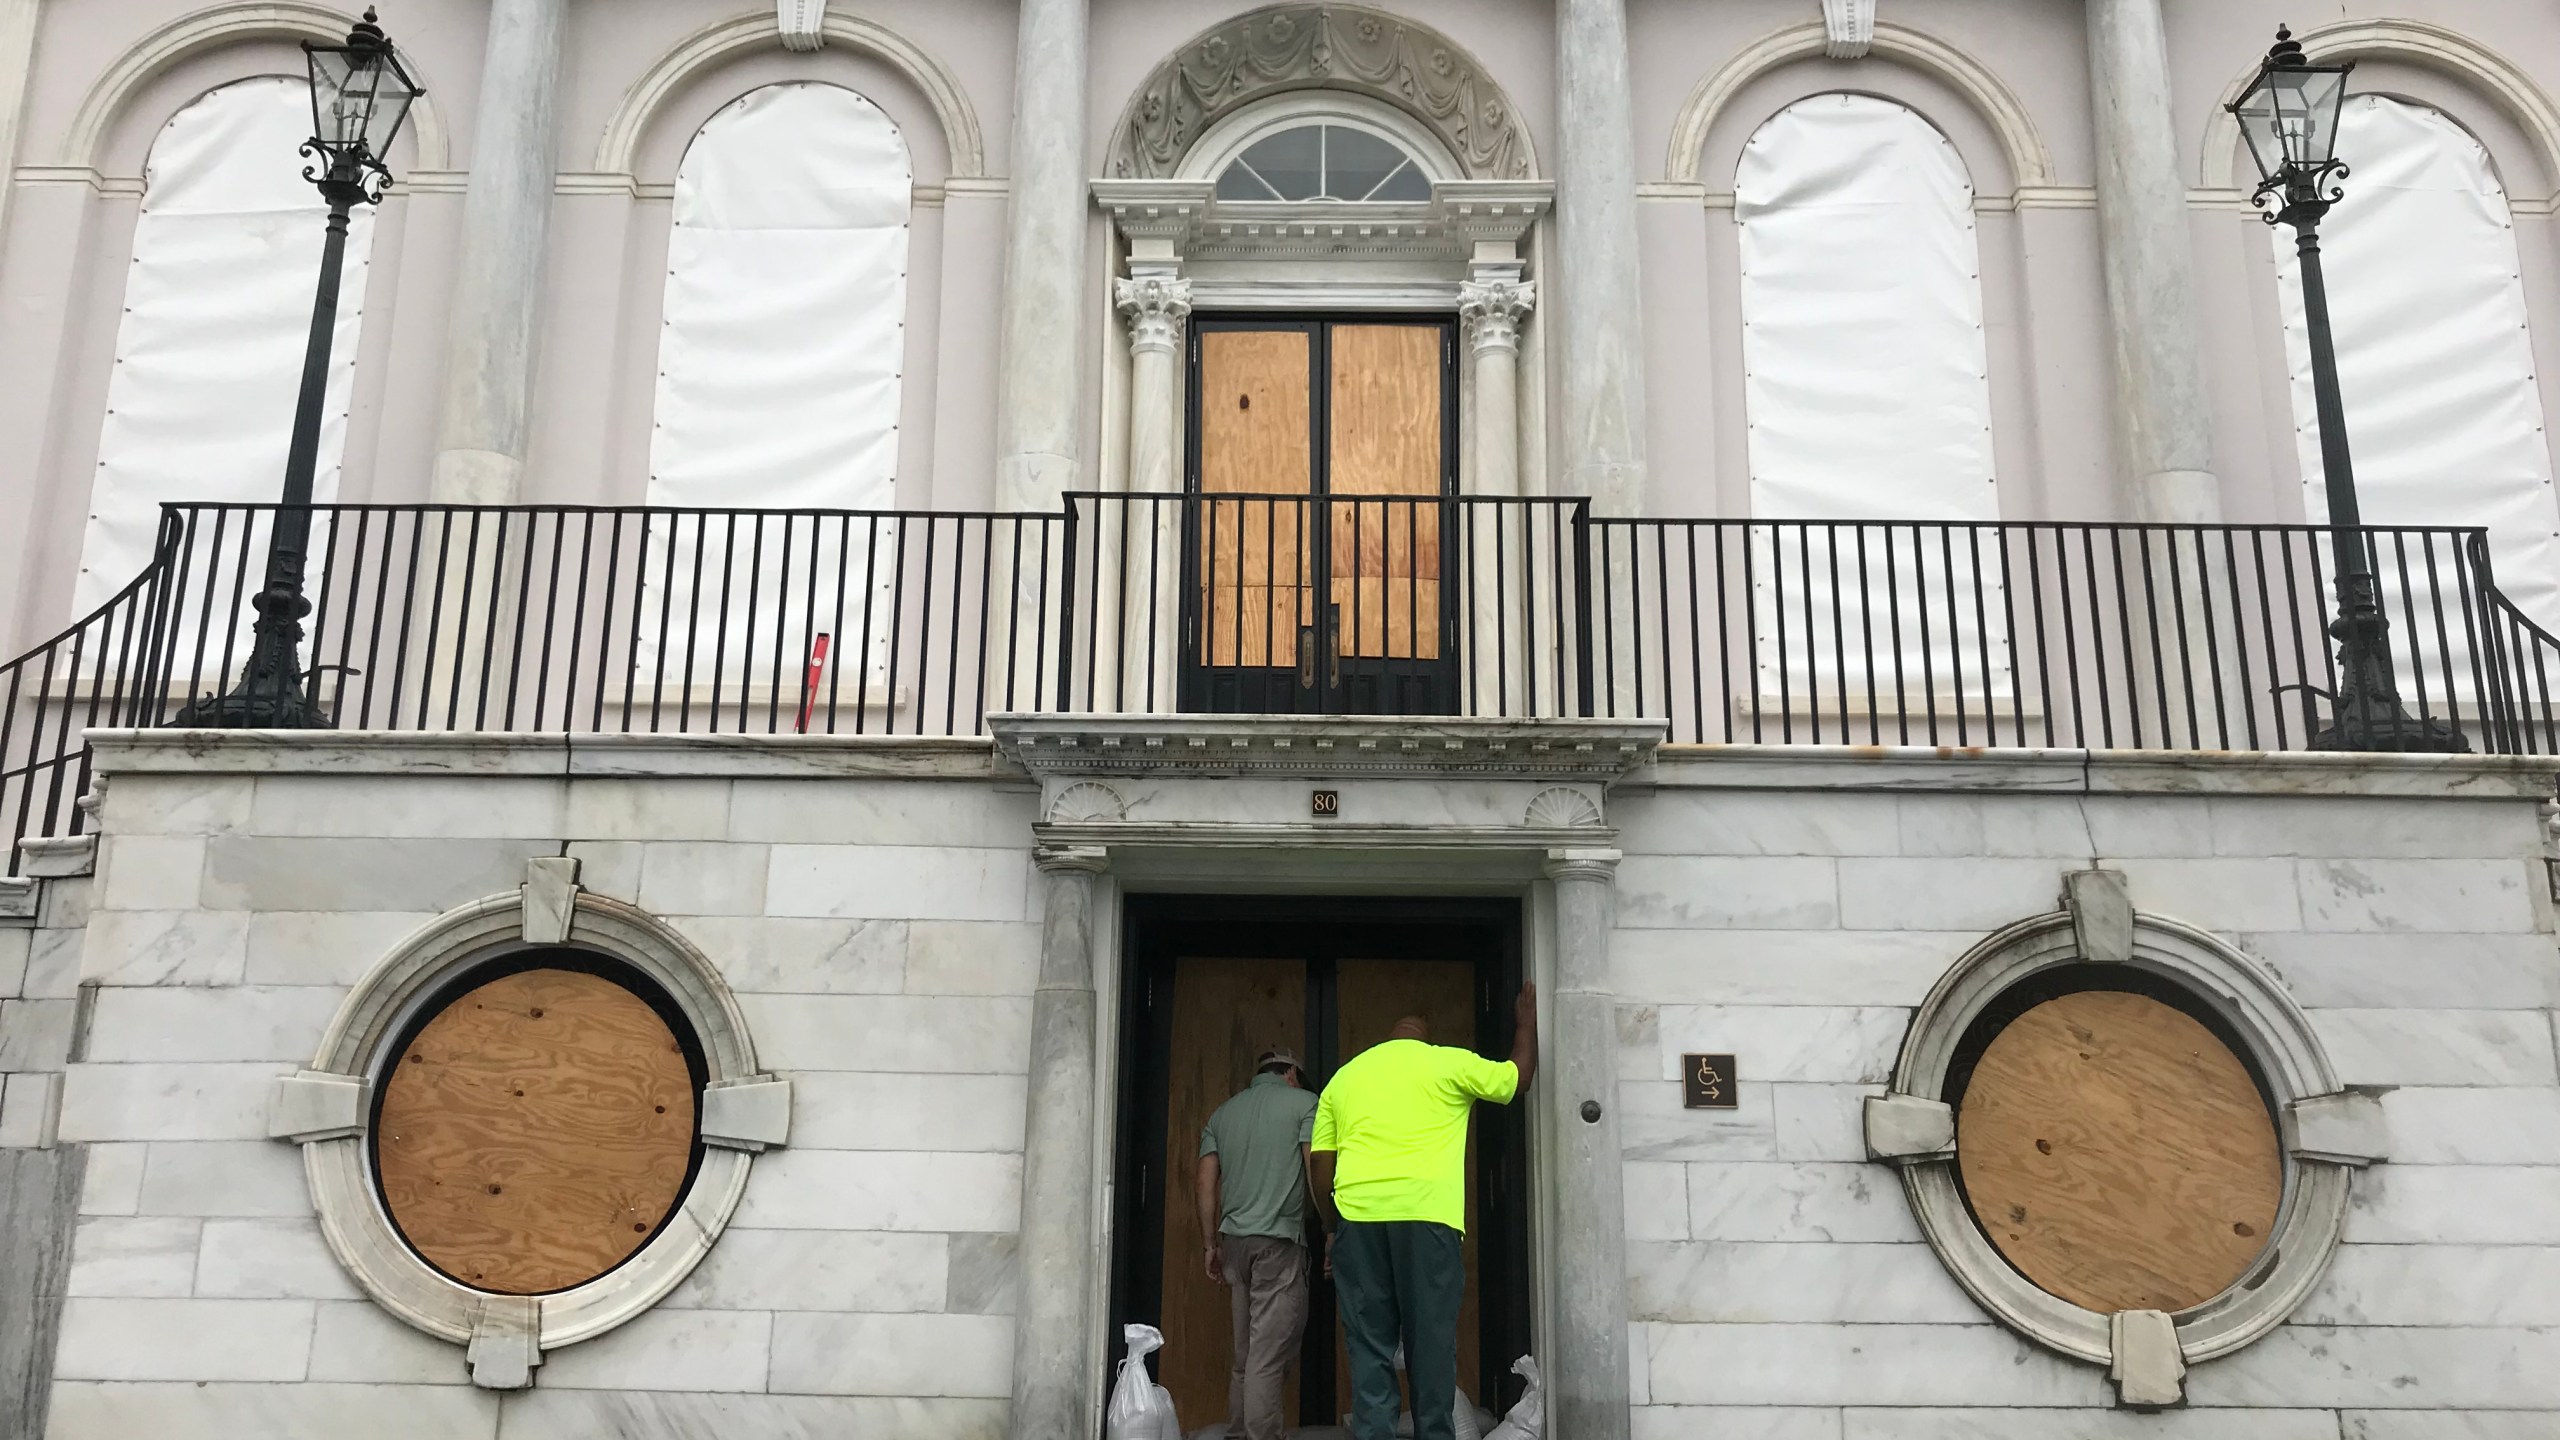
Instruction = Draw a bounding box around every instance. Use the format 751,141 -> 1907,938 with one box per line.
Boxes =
79,77 -> 371,664
2277,96 -> 2560,652
1736,94 -> 2009,710
643,82 -> 910,697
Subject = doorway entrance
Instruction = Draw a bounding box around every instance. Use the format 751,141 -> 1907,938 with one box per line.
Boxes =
1110,896 -> 1531,1432
1183,318 -> 1460,716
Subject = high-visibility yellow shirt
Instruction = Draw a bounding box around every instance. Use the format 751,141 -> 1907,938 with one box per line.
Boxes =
1311,1038 -> 1519,1232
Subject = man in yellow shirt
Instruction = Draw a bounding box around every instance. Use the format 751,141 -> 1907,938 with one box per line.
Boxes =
1310,982 -> 1537,1440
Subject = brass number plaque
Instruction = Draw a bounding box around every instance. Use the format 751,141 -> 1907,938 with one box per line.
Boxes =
1311,790 -> 1339,817
1683,1053 -> 1737,1110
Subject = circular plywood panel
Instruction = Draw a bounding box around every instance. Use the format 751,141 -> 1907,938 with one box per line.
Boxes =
375,967 -> 697,1295
1956,989 -> 2280,1314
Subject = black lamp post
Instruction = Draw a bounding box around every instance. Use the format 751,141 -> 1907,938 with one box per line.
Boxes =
2228,27 -> 2465,753
174,8 -> 420,728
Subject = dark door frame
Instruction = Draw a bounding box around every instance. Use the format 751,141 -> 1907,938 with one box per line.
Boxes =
1179,314 -> 1463,715
1107,893 -> 1533,1422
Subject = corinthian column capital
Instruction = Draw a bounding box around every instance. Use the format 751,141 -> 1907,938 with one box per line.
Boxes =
1458,278 -> 1536,356
1115,275 -> 1193,356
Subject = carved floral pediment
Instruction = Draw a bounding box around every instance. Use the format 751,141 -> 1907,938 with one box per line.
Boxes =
1108,4 -> 1536,182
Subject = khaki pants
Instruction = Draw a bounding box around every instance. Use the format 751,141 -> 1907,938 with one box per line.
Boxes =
1221,1234 -> 1310,1440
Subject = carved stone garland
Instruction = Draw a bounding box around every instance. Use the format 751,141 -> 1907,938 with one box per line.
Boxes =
1107,4 -> 1535,181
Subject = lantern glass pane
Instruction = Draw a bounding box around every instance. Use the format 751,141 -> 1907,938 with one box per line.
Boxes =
305,46 -> 417,159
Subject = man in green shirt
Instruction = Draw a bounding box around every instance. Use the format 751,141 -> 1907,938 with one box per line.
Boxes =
1196,1046 -> 1320,1440
1311,983 -> 1538,1440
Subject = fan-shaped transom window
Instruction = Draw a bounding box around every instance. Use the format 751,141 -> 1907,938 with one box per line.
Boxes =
1215,123 -> 1431,202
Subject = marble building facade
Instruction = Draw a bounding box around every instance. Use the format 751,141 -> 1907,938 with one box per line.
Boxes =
0,2 -> 2557,1438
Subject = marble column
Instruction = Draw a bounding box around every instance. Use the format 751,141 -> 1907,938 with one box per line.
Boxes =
1115,276 -> 1190,498
1461,278 -> 1534,713
1113,275 -> 1188,708
1544,847 -> 1631,1440
1459,278 -> 1534,500
0,0 -> 40,256
1009,845 -> 1107,1440
994,0 -> 1090,513
2089,0 -> 2237,741
426,0 -> 566,505
1553,0 -> 1648,518
2088,0 -> 2221,525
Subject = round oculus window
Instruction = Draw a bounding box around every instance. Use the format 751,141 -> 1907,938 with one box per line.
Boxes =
1954,987 -> 2281,1313
373,959 -> 702,1295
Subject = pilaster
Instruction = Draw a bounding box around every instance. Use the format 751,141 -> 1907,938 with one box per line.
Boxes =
1008,844 -> 1108,1440
1542,845 -> 1631,1440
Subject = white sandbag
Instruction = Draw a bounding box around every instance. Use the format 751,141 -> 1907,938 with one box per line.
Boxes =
1380,1344 -> 1483,1440
1108,1325 -> 1181,1440
1482,1355 -> 1542,1440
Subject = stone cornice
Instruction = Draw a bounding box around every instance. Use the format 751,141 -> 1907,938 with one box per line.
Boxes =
990,714 -> 1662,781
82,729 -> 1004,781
1636,743 -> 2560,799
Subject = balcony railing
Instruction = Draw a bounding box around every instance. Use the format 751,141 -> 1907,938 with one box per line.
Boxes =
6,496 -> 2557,871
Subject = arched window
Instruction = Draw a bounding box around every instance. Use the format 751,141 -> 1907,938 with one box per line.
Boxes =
2275,96 -> 2560,634
1212,122 -> 1430,201
1735,94 -> 2007,711
642,82 -> 910,686
80,77 -> 372,616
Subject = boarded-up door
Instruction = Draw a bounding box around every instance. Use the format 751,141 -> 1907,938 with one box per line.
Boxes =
1124,902 -> 1524,1431
1187,319 -> 1454,714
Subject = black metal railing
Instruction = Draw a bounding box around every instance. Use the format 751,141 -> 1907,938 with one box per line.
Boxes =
6,498 -> 2558,872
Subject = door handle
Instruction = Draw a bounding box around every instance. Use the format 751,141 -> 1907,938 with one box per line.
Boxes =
1299,623 -> 1317,689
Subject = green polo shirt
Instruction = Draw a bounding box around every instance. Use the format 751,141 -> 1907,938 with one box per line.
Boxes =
1199,1072 -> 1320,1241
1311,1038 -> 1518,1232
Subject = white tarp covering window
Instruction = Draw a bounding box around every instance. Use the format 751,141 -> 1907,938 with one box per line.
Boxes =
1736,94 -> 2010,712
2277,95 -> 2560,669
80,77 -> 370,667
642,82 -> 909,695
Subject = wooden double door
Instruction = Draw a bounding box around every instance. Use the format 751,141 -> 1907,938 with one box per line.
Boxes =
1110,898 -> 1531,1431
1184,318 -> 1460,715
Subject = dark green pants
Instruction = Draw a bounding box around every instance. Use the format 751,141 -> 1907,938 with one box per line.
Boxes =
1332,1220 -> 1464,1440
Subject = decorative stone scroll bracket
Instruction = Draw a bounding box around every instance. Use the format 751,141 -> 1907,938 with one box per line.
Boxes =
1822,0 -> 1877,59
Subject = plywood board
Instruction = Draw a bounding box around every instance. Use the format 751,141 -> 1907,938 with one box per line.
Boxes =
1333,957 -> 1482,1415
1327,326 -> 1442,497
1199,331 -> 1315,669
1327,327 -> 1443,660
1159,955 -> 1310,1427
1197,495 -> 1311,668
1956,989 -> 2280,1313
375,967 -> 696,1295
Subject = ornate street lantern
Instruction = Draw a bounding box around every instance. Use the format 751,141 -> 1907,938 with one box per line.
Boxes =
2227,27 -> 2464,753
175,9 -> 420,727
